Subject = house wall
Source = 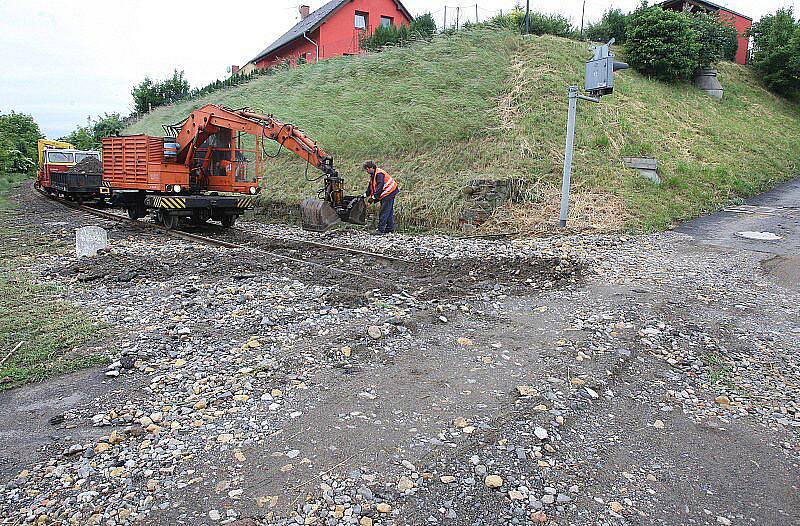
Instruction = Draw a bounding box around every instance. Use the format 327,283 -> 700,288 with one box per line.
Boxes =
255,28 -> 321,69
255,0 -> 412,69
319,0 -> 411,58
718,9 -> 752,65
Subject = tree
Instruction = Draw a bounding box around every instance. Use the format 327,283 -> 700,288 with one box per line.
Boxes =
60,113 -> 126,150
131,69 -> 190,114
0,112 -> 43,174
158,69 -> 190,105
748,8 -> 800,97
92,113 -> 125,141
584,8 -> 629,44
60,123 -> 96,150
131,76 -> 159,114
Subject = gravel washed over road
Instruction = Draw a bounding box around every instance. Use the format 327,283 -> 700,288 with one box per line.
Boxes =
1,184 -> 798,526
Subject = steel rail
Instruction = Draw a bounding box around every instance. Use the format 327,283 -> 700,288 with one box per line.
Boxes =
231,227 -> 412,264
34,186 -> 402,289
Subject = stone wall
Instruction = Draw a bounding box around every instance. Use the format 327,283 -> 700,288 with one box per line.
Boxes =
459,179 -> 528,232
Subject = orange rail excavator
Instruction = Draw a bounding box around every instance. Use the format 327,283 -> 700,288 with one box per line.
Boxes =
102,104 -> 364,231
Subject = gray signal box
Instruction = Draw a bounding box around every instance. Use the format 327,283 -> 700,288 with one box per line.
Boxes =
584,39 -> 628,97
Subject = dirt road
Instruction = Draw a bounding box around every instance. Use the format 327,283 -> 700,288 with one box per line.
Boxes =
1,183 -> 797,525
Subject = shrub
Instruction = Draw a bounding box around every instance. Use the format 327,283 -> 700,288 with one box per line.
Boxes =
748,8 -> 800,97
687,11 -> 740,68
411,13 -> 437,39
361,13 -> 437,52
487,8 -> 574,37
584,8 -> 629,44
625,7 -> 700,81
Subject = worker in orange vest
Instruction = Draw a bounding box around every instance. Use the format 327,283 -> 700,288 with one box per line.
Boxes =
362,160 -> 399,234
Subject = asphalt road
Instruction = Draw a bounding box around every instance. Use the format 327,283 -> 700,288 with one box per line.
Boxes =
676,178 -> 800,257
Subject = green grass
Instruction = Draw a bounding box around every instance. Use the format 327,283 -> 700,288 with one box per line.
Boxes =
126,30 -> 800,232
0,172 -> 104,390
704,351 -> 736,392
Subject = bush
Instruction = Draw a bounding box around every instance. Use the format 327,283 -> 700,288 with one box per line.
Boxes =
748,8 -> 800,97
687,11 -> 740,68
361,13 -> 437,52
411,13 -> 437,39
625,7 -> 700,81
625,7 -> 737,82
584,8 -> 629,43
488,8 -> 573,37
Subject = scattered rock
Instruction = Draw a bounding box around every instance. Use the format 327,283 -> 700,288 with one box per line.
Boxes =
484,475 -> 503,488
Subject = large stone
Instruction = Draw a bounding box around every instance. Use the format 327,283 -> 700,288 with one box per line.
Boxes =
484,475 -> 503,488
75,226 -> 108,257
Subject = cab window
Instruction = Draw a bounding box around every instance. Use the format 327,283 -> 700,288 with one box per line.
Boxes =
75,153 -> 100,163
47,151 -> 74,163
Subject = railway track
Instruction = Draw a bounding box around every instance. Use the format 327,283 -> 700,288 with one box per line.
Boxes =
33,186 -> 406,289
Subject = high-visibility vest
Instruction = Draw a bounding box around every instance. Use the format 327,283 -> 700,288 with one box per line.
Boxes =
370,168 -> 398,200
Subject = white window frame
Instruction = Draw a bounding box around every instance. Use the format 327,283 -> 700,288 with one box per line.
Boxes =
380,16 -> 393,28
354,11 -> 368,29
47,151 -> 74,163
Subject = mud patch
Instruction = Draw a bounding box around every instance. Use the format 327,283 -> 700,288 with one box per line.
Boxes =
402,253 -> 584,300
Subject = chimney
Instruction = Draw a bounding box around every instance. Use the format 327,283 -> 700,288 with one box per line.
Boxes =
299,5 -> 310,20
231,65 -> 240,75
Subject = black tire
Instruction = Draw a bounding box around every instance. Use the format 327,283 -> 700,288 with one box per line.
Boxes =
191,210 -> 210,226
162,212 -> 180,230
127,206 -> 142,220
220,215 -> 236,228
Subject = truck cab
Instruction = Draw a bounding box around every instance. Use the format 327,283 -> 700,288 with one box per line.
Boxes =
37,140 -> 101,195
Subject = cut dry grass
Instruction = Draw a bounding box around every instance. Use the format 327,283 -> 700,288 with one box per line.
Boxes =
127,31 -> 800,233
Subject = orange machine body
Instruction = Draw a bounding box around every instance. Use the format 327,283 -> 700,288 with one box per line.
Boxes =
102,104 -> 335,196
102,133 -> 259,195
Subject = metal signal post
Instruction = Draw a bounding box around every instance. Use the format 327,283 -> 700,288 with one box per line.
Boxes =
559,40 -> 628,228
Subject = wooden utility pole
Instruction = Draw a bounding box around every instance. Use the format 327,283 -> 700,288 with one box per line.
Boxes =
475,4 -> 479,24
525,0 -> 530,34
580,0 -> 586,39
443,6 -> 447,29
456,6 -> 460,30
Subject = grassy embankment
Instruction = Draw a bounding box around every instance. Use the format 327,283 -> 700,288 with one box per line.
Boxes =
127,30 -> 800,233
0,173 -> 103,390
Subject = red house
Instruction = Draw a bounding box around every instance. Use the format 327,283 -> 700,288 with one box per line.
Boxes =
250,0 -> 413,68
661,0 -> 752,65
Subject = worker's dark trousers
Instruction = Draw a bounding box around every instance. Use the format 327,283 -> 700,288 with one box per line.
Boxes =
378,191 -> 397,233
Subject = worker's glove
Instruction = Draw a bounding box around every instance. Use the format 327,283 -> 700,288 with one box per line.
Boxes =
367,197 -> 376,204
362,192 -> 369,199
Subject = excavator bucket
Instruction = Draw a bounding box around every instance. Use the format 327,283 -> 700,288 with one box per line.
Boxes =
300,198 -> 341,232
